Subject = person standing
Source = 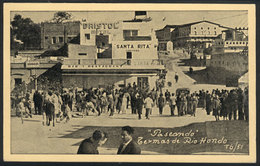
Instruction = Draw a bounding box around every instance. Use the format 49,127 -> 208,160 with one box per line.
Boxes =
117,126 -> 141,154
77,130 -> 108,154
191,94 -> 198,117
17,97 -> 26,124
169,93 -> 176,116
121,92 -> 128,114
243,87 -> 249,121
205,91 -> 211,115
135,93 -> 144,120
107,92 -> 114,116
130,91 -> 137,114
144,94 -> 153,120
212,95 -> 221,121
33,90 -> 43,115
158,93 -> 165,115
175,72 -> 179,83
237,88 -> 244,120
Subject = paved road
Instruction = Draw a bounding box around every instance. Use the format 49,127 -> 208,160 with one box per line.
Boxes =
160,53 -> 235,94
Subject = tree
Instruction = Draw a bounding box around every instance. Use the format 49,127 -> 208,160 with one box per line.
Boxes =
52,11 -> 72,23
11,14 -> 41,50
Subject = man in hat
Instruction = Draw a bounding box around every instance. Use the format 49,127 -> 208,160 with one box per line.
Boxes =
117,126 -> 141,154
77,130 -> 108,154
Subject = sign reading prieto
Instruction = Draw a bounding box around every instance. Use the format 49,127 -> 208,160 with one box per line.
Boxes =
83,22 -> 119,30
25,61 -> 40,68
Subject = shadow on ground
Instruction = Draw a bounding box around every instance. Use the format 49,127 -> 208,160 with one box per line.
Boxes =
57,121 -> 249,155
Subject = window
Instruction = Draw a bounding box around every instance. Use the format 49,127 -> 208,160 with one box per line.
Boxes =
123,30 -> 138,38
52,37 -> 56,44
59,37 -> 64,43
243,42 -> 245,44
127,52 -> 132,59
208,27 -> 210,30
45,36 -> 48,40
226,42 -> 228,44
78,53 -> 87,56
240,42 -> 242,44
214,27 -> 216,29
15,78 -> 22,87
85,34 -> 90,40
236,42 -> 238,44
194,27 -> 196,29
201,27 -> 203,30
214,31 -> 217,35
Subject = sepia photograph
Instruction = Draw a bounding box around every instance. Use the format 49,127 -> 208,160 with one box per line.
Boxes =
3,3 -> 256,163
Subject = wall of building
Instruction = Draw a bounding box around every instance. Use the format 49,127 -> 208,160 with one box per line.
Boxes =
67,44 -> 97,59
41,22 -> 80,50
206,53 -> 248,75
80,21 -> 120,46
112,40 -> 158,59
62,74 -> 131,89
11,61 -> 59,91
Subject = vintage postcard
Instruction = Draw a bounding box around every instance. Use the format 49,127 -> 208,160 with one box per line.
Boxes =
3,3 -> 256,163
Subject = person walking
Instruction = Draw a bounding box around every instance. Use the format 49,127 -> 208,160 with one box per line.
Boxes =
158,93 -> 165,115
169,93 -> 176,116
135,93 -> 144,120
144,94 -> 153,120
175,72 -> 179,83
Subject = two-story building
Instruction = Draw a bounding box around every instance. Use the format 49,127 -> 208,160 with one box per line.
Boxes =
155,25 -> 177,54
61,13 -> 165,89
40,21 -> 80,50
171,20 -> 231,59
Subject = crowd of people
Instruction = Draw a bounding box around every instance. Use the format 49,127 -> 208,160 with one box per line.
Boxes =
11,81 -> 249,126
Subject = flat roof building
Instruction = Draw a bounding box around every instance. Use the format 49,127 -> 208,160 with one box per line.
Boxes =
62,13 -> 165,89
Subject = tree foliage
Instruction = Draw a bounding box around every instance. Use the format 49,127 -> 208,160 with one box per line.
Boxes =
11,14 -> 41,50
52,11 -> 72,23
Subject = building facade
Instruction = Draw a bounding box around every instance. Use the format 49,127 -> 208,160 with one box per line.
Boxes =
40,21 -> 80,50
62,14 -> 165,89
155,25 -> 177,54
11,57 -> 60,91
171,20 -> 230,59
206,28 -> 248,76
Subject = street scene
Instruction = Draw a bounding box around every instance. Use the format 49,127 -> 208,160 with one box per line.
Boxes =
9,10 -> 249,156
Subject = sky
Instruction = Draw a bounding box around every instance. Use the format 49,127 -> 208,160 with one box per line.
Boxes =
10,11 -> 248,30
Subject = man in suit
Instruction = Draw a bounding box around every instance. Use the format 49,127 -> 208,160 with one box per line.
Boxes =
77,130 -> 108,154
117,126 -> 141,154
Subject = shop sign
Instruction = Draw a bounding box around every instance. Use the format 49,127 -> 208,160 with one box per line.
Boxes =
83,22 -> 119,30
116,44 -> 151,49
25,61 -> 40,68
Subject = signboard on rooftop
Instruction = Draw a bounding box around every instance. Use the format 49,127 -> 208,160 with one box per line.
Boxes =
25,61 -> 40,68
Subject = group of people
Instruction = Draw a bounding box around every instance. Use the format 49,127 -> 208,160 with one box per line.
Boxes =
12,80 -> 249,126
197,87 -> 249,121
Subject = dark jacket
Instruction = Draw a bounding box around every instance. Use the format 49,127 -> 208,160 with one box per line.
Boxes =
77,138 -> 99,154
117,140 -> 141,154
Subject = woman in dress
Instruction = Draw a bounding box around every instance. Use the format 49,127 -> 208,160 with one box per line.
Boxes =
121,92 -> 128,114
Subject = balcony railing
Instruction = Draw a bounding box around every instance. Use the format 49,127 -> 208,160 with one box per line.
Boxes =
63,59 -> 163,66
